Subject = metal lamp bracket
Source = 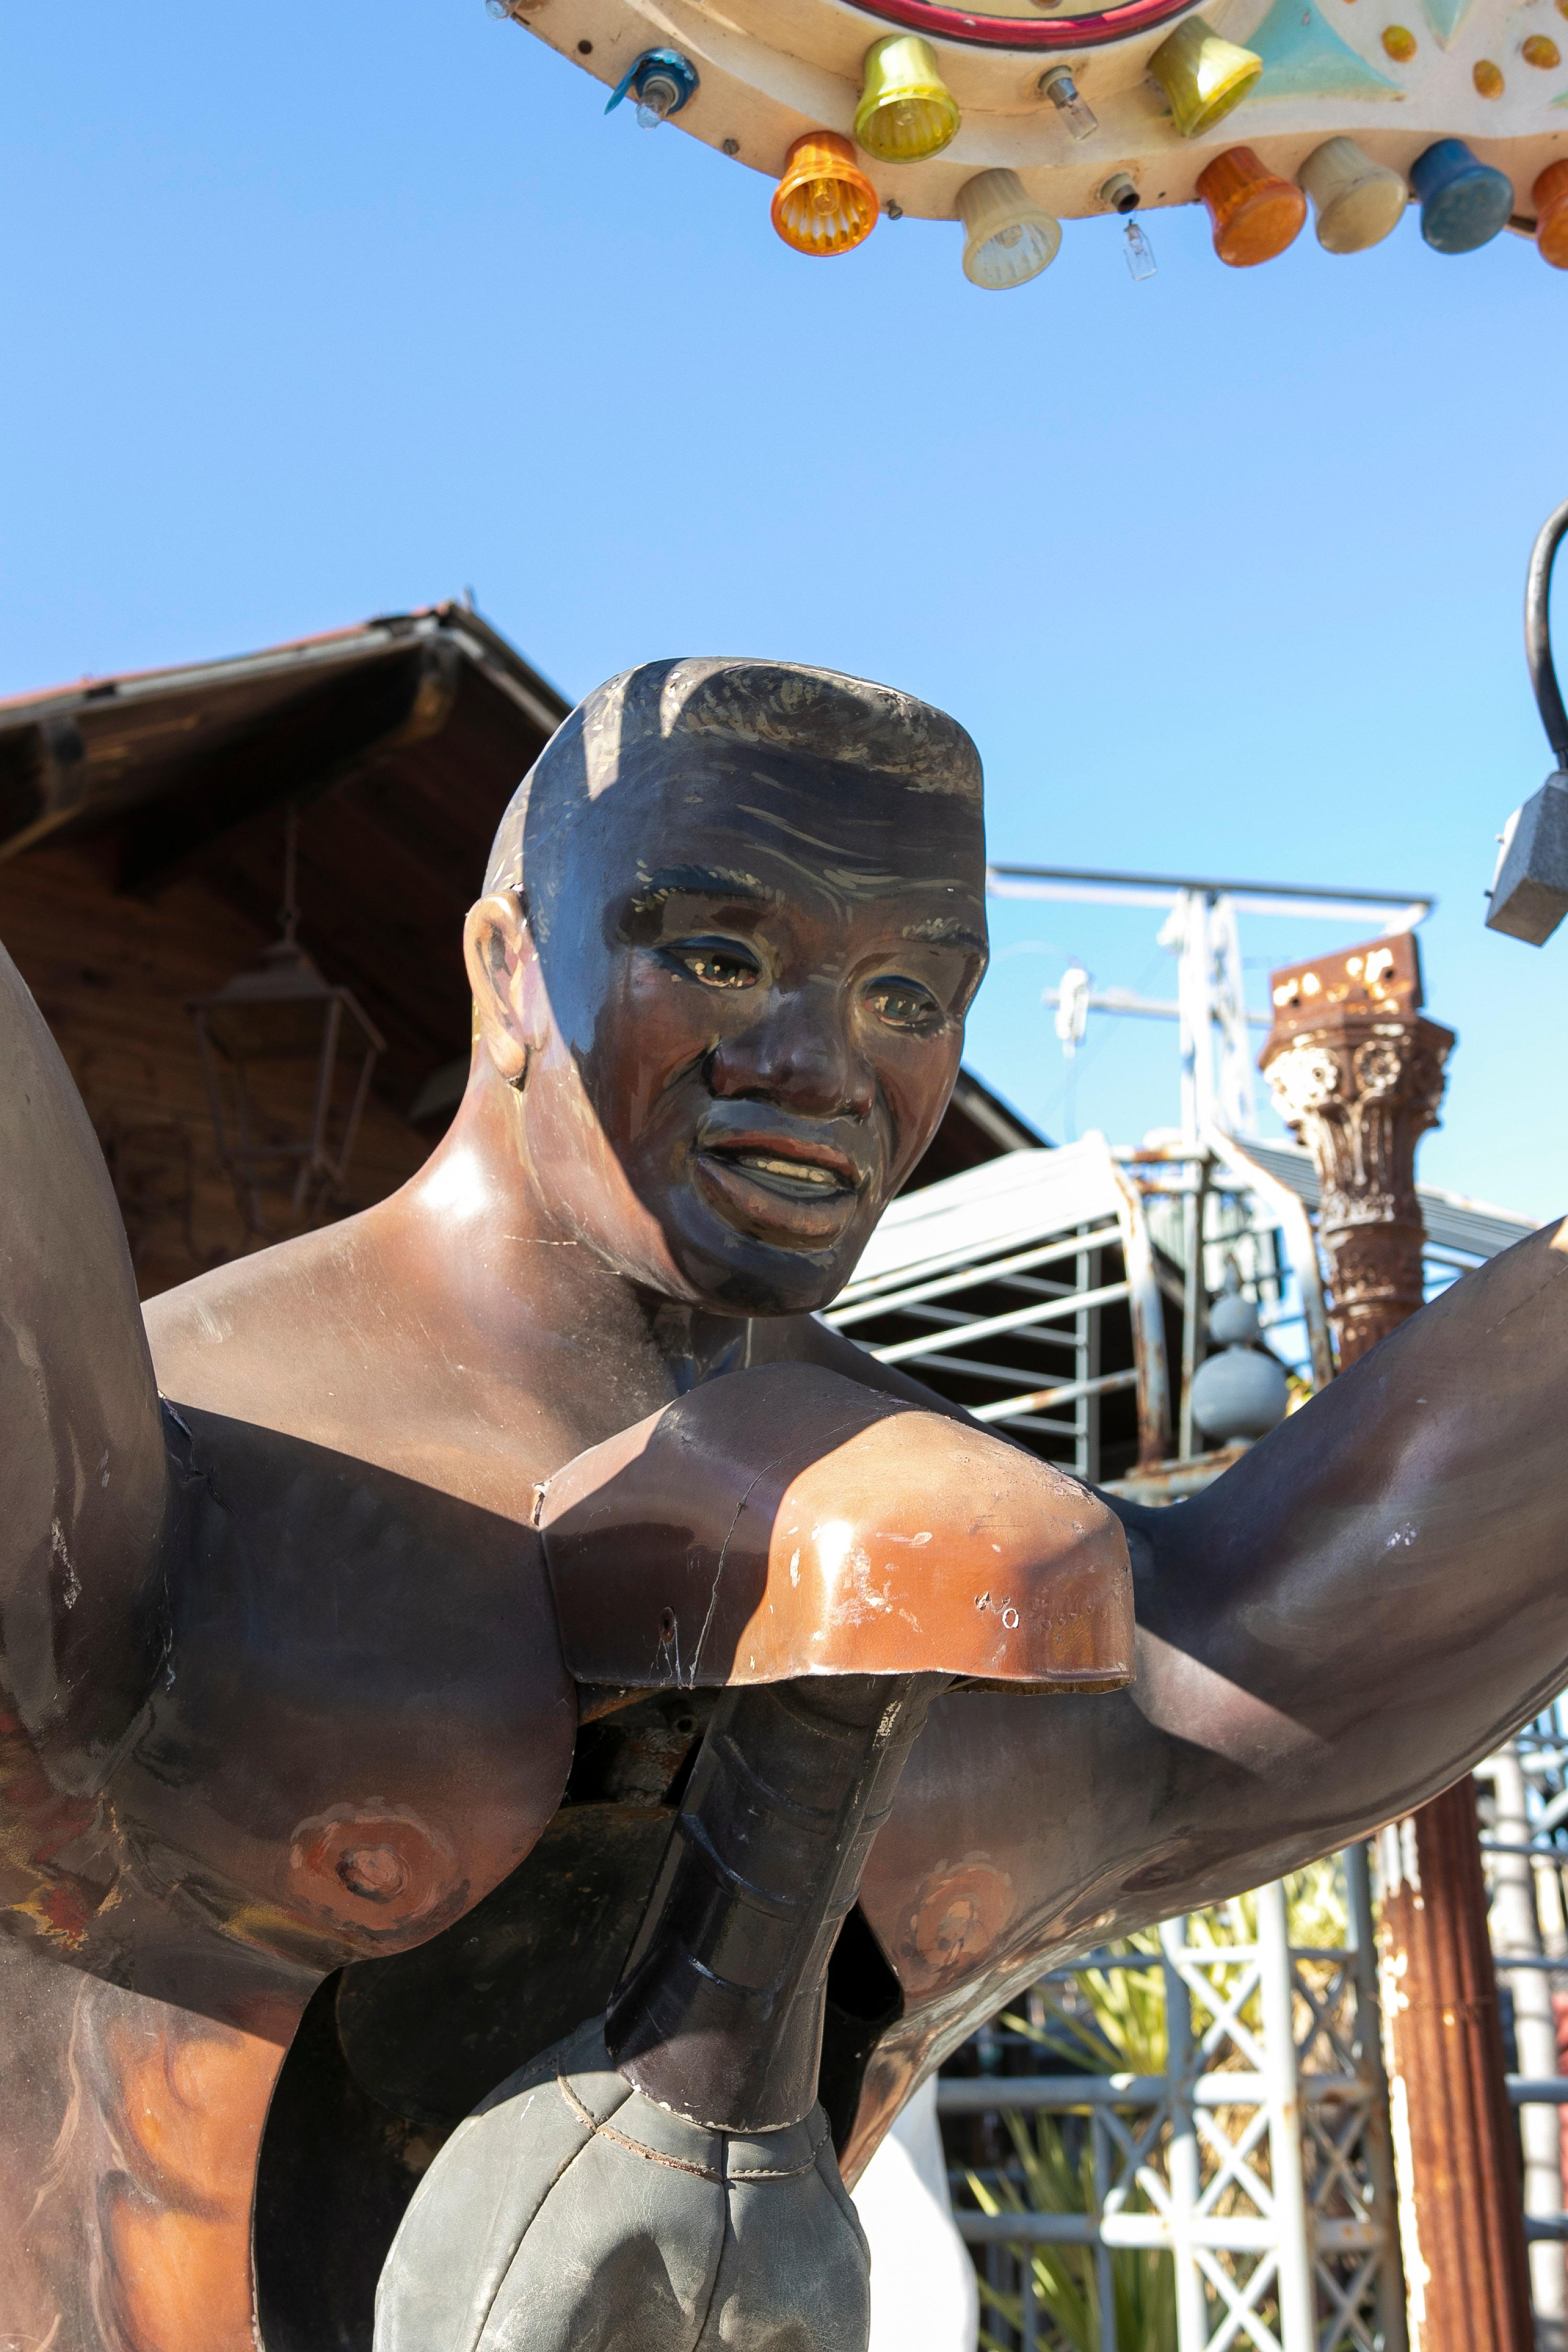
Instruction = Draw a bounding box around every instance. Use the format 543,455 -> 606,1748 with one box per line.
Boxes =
1486,495 -> 1568,948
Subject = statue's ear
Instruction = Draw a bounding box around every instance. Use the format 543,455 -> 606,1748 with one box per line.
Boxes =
463,892 -> 546,1088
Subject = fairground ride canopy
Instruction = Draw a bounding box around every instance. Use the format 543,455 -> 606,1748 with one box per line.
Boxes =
497,0 -> 1567,276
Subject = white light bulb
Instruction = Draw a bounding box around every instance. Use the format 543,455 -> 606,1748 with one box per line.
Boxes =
636,74 -> 679,128
1124,218 -> 1157,280
1041,68 -> 1098,142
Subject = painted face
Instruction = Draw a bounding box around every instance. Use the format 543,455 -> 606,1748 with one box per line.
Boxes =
517,743 -> 988,1316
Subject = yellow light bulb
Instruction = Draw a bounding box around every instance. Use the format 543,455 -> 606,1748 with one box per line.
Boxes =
854,37 -> 961,164
1147,17 -> 1263,140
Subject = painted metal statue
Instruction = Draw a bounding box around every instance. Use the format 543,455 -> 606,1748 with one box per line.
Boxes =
2,658 -> 1564,2352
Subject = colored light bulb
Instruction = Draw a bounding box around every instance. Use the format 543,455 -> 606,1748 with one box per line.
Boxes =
1124,218 -> 1157,278
855,36 -> 962,164
1147,17 -> 1263,140
604,49 -> 700,128
1535,159 -> 1568,268
1297,137 -> 1407,253
636,72 -> 682,128
771,132 -> 879,257
1040,67 -> 1099,141
1409,138 -> 1514,253
1196,145 -> 1307,266
956,168 -> 1062,288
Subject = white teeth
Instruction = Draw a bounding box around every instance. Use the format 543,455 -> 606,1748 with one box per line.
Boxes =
727,1151 -> 843,1189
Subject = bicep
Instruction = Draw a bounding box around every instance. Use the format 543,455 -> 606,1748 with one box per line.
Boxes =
0,938 -> 168,1770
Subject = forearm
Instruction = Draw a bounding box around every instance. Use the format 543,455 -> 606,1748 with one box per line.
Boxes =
1127,1218 -> 1568,1840
0,938 -> 169,1782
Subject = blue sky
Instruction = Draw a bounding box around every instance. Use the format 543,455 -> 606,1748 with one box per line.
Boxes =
4,1 -> 1564,1216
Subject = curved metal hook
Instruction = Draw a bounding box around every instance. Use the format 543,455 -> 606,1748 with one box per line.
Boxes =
1526,495 -> 1568,769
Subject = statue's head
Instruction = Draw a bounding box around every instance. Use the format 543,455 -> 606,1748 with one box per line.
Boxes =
464,658 -> 987,1317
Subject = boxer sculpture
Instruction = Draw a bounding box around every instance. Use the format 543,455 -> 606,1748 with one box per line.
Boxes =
2,658 -> 1564,2352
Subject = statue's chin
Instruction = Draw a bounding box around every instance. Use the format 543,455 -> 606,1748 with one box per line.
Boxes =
659,1217 -> 860,1322
374,2015 -> 871,2352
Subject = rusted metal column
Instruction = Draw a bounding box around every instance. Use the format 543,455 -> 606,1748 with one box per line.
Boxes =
1262,932 -> 1534,2352
1260,933 -> 1452,1363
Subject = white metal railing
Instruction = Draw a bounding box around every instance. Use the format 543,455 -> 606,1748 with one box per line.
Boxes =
824,1137 -> 1161,1482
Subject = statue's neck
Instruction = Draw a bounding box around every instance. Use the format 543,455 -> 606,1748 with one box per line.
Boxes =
387,1071 -> 754,1400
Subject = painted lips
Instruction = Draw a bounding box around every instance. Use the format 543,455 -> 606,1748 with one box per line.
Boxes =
694,1138 -> 865,1247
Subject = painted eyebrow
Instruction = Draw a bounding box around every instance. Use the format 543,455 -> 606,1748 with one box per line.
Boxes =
900,918 -> 989,956
626,866 -> 784,916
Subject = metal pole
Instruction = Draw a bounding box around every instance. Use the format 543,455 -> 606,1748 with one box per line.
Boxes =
1209,895 -> 1259,1138
1344,1840 -> 1410,2352
1178,1161 -> 1208,1462
1174,890 -> 1214,1463
1161,1919 -> 1208,2352
1490,1743 -> 1567,2347
1256,1881 -> 1316,2352
1093,2109 -> 1118,2352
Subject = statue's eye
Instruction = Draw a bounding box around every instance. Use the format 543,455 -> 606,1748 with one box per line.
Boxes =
673,940 -> 760,990
866,976 -> 941,1033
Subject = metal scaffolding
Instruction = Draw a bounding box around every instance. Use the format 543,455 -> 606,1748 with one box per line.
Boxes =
939,1857 -> 1404,2352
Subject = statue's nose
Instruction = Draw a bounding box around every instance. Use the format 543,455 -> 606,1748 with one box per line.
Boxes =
709,984 -> 874,1121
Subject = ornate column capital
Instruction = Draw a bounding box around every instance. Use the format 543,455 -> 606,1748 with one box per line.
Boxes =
1258,938 -> 1455,1365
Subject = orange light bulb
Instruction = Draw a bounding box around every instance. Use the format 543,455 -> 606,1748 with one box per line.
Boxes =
1196,145 -> 1308,266
1536,160 -> 1568,268
771,132 -> 879,257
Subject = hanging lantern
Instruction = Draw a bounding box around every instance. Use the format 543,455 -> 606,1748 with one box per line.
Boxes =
1298,137 -> 1408,252
771,132 -> 879,256
1534,160 -> 1568,268
1147,18 -> 1263,140
854,37 -> 961,164
604,49 -> 699,129
957,169 -> 1062,287
1197,146 -> 1307,266
187,811 -> 384,1241
1409,137 -> 1514,252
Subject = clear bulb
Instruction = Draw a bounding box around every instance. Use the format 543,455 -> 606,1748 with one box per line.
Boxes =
1124,217 -> 1157,280
1041,68 -> 1098,142
635,74 -> 679,128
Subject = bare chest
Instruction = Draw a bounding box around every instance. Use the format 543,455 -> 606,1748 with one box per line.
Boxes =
115,1384 -> 581,1987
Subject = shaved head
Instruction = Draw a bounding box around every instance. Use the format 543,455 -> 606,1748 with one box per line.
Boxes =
484,658 -> 983,923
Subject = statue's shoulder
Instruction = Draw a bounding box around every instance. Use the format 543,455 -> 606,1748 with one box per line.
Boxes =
142,1208 -> 573,1523
144,1214 -> 377,1409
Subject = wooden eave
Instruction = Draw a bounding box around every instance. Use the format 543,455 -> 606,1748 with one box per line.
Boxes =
0,606 -> 571,1116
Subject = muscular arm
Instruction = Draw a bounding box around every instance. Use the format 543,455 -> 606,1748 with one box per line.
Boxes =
1117,1216 -> 1568,1861
852,1217 -> 1568,2001
0,939 -> 168,1788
